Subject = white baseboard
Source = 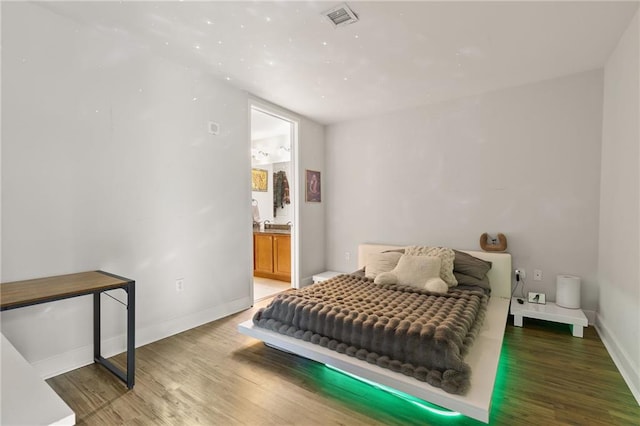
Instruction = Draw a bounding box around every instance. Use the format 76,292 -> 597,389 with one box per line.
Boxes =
33,296 -> 252,380
583,309 -> 596,325
32,344 -> 95,380
595,314 -> 640,405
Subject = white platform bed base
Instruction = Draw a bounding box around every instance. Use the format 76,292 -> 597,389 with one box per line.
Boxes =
238,244 -> 512,424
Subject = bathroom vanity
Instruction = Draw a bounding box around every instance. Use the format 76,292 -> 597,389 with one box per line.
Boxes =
253,229 -> 291,282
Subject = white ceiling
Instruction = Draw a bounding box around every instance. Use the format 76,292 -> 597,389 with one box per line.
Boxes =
41,1 -> 638,125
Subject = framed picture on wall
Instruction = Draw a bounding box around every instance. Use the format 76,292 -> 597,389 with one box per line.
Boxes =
305,169 -> 321,203
251,168 -> 268,192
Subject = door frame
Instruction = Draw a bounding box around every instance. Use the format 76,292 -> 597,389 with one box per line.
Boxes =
249,99 -> 300,291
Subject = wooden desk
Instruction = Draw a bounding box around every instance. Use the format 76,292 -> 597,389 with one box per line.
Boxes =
0,271 -> 135,389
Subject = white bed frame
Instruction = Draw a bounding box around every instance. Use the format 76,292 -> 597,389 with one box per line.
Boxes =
238,244 -> 512,423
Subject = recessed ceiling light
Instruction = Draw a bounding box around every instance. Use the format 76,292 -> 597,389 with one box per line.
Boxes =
323,3 -> 359,28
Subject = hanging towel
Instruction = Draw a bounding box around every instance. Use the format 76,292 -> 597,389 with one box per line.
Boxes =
273,171 -> 291,216
252,199 -> 261,223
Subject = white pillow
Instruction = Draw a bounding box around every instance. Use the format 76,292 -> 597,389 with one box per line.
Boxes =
405,246 -> 458,287
373,271 -> 398,285
365,252 -> 403,278
425,277 -> 448,294
391,255 -> 441,289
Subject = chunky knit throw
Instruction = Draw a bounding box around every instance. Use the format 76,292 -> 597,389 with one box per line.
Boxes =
253,274 -> 488,394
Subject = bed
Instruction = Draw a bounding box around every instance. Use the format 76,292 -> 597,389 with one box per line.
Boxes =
238,244 -> 512,423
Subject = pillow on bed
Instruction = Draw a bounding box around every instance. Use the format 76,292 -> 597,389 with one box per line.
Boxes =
425,277 -> 449,294
454,272 -> 491,291
365,252 -> 403,278
351,268 -> 366,278
373,271 -> 398,285
383,248 -> 406,254
454,250 -> 492,280
388,254 -> 442,289
405,246 -> 457,287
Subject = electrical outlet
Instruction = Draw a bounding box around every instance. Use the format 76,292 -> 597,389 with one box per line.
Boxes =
515,269 -> 526,281
176,278 -> 184,293
345,252 -> 351,261
533,269 -> 543,281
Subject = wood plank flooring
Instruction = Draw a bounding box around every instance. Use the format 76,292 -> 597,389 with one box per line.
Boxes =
47,299 -> 640,425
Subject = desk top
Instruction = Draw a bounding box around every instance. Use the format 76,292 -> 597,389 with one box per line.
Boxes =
1,271 -> 133,311
1,333 -> 75,425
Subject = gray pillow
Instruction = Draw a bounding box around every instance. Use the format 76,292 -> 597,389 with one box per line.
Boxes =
454,272 -> 491,291
351,268 -> 365,278
453,250 -> 492,280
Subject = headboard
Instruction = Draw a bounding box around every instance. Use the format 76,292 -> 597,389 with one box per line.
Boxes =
357,244 -> 512,299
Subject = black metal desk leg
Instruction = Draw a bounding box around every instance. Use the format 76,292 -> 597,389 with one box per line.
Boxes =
93,292 -> 101,360
126,281 -> 135,389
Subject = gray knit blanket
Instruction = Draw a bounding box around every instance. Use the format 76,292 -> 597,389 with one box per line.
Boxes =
253,274 -> 488,394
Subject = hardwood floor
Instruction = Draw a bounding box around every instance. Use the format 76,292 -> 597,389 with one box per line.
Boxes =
253,277 -> 290,302
48,300 -> 639,425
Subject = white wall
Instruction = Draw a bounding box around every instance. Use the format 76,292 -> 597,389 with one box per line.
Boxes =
325,70 -> 604,312
597,11 -> 640,403
1,2 -> 254,377
298,117 -> 326,285
1,3 -> 326,379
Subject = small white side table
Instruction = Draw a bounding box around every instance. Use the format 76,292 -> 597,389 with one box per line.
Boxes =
312,271 -> 344,284
510,297 -> 588,337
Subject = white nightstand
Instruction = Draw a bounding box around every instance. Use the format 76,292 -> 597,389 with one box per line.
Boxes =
510,297 -> 588,337
312,271 -> 344,284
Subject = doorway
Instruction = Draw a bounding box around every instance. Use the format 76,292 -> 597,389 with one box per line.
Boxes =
250,104 -> 297,302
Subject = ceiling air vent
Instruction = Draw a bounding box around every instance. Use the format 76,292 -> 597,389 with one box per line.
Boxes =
323,3 -> 359,28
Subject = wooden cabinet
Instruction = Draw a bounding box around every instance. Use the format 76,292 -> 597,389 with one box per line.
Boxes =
254,234 -> 275,275
273,235 -> 291,277
253,232 -> 291,282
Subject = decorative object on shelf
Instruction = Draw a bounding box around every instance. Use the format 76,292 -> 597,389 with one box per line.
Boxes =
305,169 -> 321,203
479,233 -> 507,252
528,292 -> 546,304
251,168 -> 268,192
556,275 -> 581,309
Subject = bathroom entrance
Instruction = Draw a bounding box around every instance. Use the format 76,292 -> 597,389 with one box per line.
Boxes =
250,105 -> 297,302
